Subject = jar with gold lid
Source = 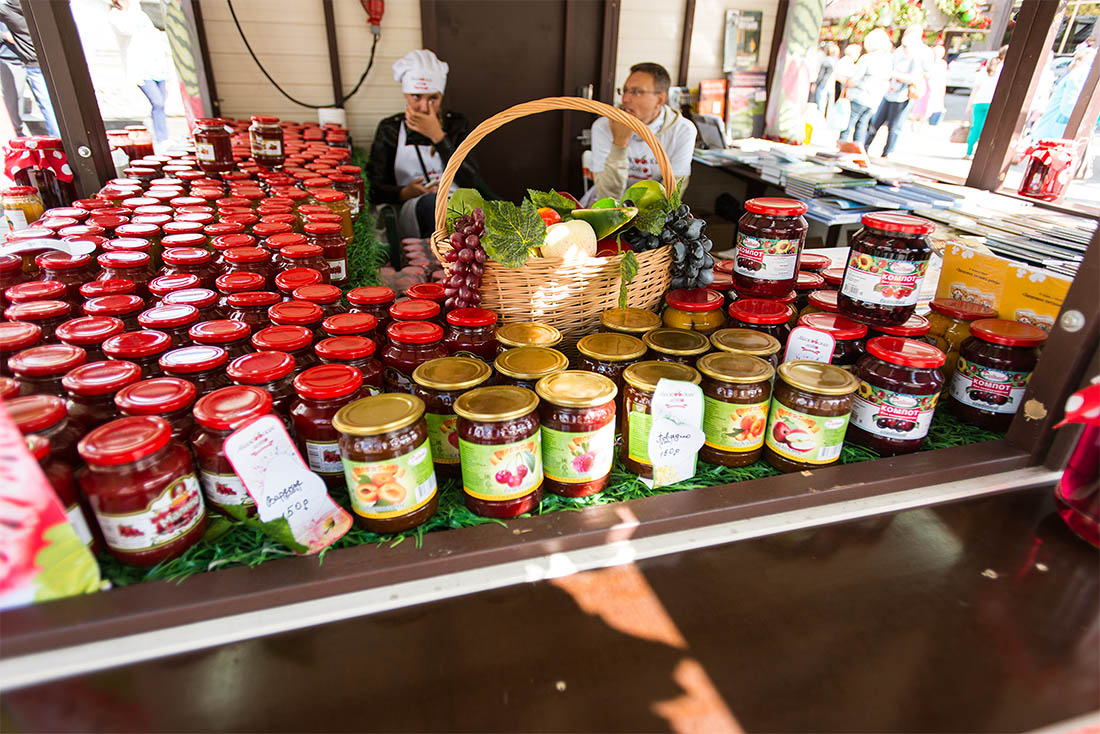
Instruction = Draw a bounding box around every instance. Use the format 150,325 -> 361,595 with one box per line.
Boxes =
697,352 -> 773,467
763,361 -> 860,473
535,371 -> 617,497
494,346 -> 569,390
642,327 -> 710,365
620,360 -> 701,479
575,332 -> 646,395
495,321 -> 562,351
709,328 -> 782,368
411,356 -> 492,478
600,307 -> 661,337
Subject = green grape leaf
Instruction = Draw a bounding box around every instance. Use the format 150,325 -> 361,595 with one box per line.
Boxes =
618,250 -> 639,310
222,506 -> 308,554
482,199 -> 545,268
527,188 -> 578,217
446,188 -> 486,232
666,178 -> 685,211
33,521 -> 102,602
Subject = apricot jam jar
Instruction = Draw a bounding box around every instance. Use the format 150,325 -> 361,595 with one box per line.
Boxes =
412,356 -> 492,478
662,288 -> 726,334
733,197 -> 808,298
621,360 -> 701,479
191,385 -> 272,514
763,361 -> 859,473
290,364 -> 365,487
494,346 -> 569,391
535,370 -> 617,497
697,352 -> 773,467
838,213 -> 934,327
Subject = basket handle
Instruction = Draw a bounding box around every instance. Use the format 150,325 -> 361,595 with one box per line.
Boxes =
433,96 -> 677,232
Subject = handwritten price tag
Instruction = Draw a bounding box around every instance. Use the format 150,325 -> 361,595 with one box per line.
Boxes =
783,326 -> 836,364
647,378 -> 705,488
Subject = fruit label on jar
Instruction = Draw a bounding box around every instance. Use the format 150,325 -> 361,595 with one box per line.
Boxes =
840,252 -> 928,306
199,470 -> 255,507
304,440 -> 344,475
851,383 -> 938,440
383,367 -> 414,393
627,406 -> 653,465
95,474 -> 205,553
251,137 -> 282,158
703,398 -> 769,453
195,142 -> 215,162
734,234 -> 800,281
950,357 -> 1030,414
542,422 -> 615,483
425,413 -> 460,465
327,259 -> 347,282
343,440 -> 437,519
459,435 -> 542,502
765,403 -> 850,464
4,208 -> 28,231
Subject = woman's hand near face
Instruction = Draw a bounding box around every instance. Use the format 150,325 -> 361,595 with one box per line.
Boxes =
405,104 -> 445,144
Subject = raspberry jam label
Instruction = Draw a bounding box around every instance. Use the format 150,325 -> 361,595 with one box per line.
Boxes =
327,258 -> 347,282
765,403 -> 849,464
541,423 -> 615,484
304,440 -> 343,476
199,470 -> 254,507
250,137 -> 282,158
195,142 -> 215,162
840,252 -> 928,306
702,398 -> 769,452
851,383 -> 938,439
425,413 -> 460,465
95,474 -> 205,553
458,434 -> 541,501
733,234 -> 800,281
342,440 -> 437,519
950,357 -> 1031,414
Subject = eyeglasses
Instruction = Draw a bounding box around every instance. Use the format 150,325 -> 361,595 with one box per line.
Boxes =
617,87 -> 661,97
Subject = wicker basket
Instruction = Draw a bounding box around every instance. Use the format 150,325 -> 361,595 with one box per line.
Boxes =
430,97 -> 675,349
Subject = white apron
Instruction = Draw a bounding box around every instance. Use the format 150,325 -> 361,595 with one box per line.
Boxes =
395,122 -> 452,239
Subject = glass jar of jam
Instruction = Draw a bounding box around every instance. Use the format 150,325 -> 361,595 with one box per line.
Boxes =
252,222 -> 293,243
662,288 -> 726,334
290,364 -> 365,486
946,318 -> 1047,432
328,173 -> 362,217
265,231 -> 306,254
249,115 -> 285,168
138,304 -> 200,347
346,286 -> 396,334
763,361 -> 860,473
2,185 -> 45,230
709,328 -> 783,369
277,243 -> 330,283
102,330 -> 172,377
226,350 -> 297,428
115,377 -> 197,443
36,250 -> 98,303
162,287 -> 220,323
838,213 -> 934,327
443,308 -> 498,363
252,324 -> 317,375
412,356 -> 492,478
926,298 -> 1000,377
4,300 -> 71,341
600,307 -> 662,337
149,273 -> 201,303
643,327 -> 710,365
7,344 -> 86,397
82,294 -> 145,331
849,337 -> 945,456
799,252 -> 833,272
269,299 -> 325,335
158,345 -> 230,397
390,298 -> 441,327
793,271 -> 826,313
535,370 -> 617,497
333,393 -> 439,532
303,222 -> 347,286
796,313 -> 869,369
697,352 -> 774,467
0,253 -> 27,308
798,289 -> 840,319
621,361 -> 701,479
222,246 -> 275,288
192,118 -> 234,175
496,321 -> 562,351
733,197 -> 808,298
405,282 -> 447,309
865,312 -> 933,344
314,336 -> 382,390
382,321 -> 448,393
25,434 -> 95,549
454,386 -> 542,518
214,271 -> 265,312
192,385 -> 272,514
113,223 -> 162,265
6,280 -> 69,309
97,251 -> 154,297
321,312 -> 377,341
62,359 -> 142,431
189,319 -> 252,360
577,331 -> 646,390
0,375 -> 18,398
209,233 -> 254,269
292,284 -> 345,317
225,291 -> 282,333
275,267 -> 324,300
0,321 -> 42,376
493,347 -> 569,390
77,415 -> 205,566
7,394 -> 82,463
80,278 -> 136,301
727,298 -> 794,347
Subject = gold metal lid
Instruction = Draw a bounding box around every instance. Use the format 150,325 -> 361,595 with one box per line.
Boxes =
697,352 -> 774,383
777,360 -> 860,396
496,322 -> 562,348
494,347 -> 569,380
622,360 -> 701,391
535,370 -> 617,408
643,327 -> 711,356
600,307 -> 662,334
412,356 -> 491,391
710,328 -> 781,356
332,393 -> 424,436
576,332 -> 646,362
453,385 -> 539,422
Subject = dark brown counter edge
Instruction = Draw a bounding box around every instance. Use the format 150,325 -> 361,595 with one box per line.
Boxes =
0,440 -> 1030,659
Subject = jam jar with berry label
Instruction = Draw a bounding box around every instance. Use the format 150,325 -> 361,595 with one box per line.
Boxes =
620,360 -> 701,479
838,213 -> 934,327
733,198 -> 808,298
382,321 -> 448,393
315,336 -> 383,392
290,364 -> 366,487
494,346 -> 569,390
412,356 -> 492,478
763,361 -> 860,473
535,371 -> 617,497
697,352 -> 774,467
191,386 -> 272,515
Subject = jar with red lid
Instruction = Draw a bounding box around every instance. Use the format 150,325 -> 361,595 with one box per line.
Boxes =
222,246 -> 274,287
849,336 -> 946,456
727,298 -> 794,346
290,364 -> 365,485
80,278 -> 135,301
314,336 -> 382,392
0,321 -> 42,376
115,377 -> 197,443
216,196 -> 249,211
252,324 -> 317,375
204,221 -> 246,244
189,319 -> 252,359
442,308 -> 498,362
274,267 -> 323,300
149,273 -> 201,302
161,287 -> 219,323
97,251 -> 154,297
222,290 -> 279,334
926,298 -> 1000,376
799,252 -> 832,272
62,360 -> 142,430
251,221 -> 292,243
7,394 -> 82,462
5,280 -> 69,310
193,118 -> 234,174
40,216 -> 81,233
337,164 -> 366,212
0,253 -> 27,308
662,288 -> 726,334
265,232 -> 305,253
321,312 -> 377,341
56,315 -> 125,361
799,289 -> 840,319
43,206 -> 88,221
405,282 -> 447,307
303,222 -> 347,285
838,213 -> 934,327
390,298 -> 441,327
35,250 -> 97,303
258,213 -> 296,228
102,330 -> 172,377
222,212 -> 259,233
137,303 -> 201,347
25,434 -> 96,549
158,345 -> 230,397
0,375 -> 19,398
793,271 -> 825,313
292,284 -> 345,316
277,243 -> 330,282
269,299 -> 324,335
796,312 -> 868,369
83,294 -> 145,331
174,211 -> 214,226
346,286 -> 395,336
382,321 -> 448,393
214,271 -> 265,312
249,116 -> 285,168
134,204 -> 173,217
114,223 -> 162,265
192,385 -> 272,514
946,318 -> 1047,432
4,300 -> 71,342
227,350 -> 296,424
327,173 -> 361,217
161,222 -> 205,244
733,197 -> 809,298
865,312 -> 932,343
103,238 -> 154,259
58,223 -> 105,241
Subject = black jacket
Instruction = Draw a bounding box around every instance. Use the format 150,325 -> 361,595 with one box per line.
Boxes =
0,0 -> 37,65
367,111 -> 482,206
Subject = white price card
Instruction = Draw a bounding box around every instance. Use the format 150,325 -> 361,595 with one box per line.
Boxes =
647,378 -> 706,488
224,415 -> 351,554
783,326 -> 836,364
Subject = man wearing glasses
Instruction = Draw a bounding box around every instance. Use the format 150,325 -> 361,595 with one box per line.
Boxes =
584,62 -> 696,205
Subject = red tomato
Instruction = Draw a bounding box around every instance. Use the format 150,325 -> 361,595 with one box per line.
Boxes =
537,208 -> 562,226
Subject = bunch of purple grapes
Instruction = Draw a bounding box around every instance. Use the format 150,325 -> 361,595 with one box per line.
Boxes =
443,208 -> 487,310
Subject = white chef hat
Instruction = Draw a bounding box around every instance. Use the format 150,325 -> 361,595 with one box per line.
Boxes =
393,49 -> 449,95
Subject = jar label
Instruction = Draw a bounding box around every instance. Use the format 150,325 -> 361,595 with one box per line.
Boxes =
304,440 -> 344,475
66,503 -> 94,547
733,233 -> 800,281
851,383 -> 938,440
425,413 -> 461,464
627,406 -> 653,465
195,142 -> 216,162
950,357 -> 1030,414
702,397 -> 769,453
840,252 -> 928,306
198,470 -> 255,507
764,403 -> 849,464
541,422 -> 615,483
251,137 -> 282,158
4,207 -> 28,231
94,474 -> 205,553
342,440 -> 437,519
327,258 -> 346,282
383,366 -> 414,393
458,434 -> 542,502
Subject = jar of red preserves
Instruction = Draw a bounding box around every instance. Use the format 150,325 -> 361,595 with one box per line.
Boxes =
303,222 -> 347,286
80,278 -> 136,301
662,288 -> 727,334
697,352 -> 773,467
161,287 -> 219,323
265,232 -> 305,254
192,385 -> 272,514
249,116 -> 285,168
189,319 -> 252,359
535,371 -> 617,497
763,361 -> 860,473
83,294 -> 145,331
292,284 -> 345,317
277,243 -> 330,283
314,336 -> 383,392
290,364 -> 365,486
0,253 -> 27,308
223,246 -> 274,288
138,304 -> 200,347
796,312 -> 869,369
346,286 -> 395,336
102,330 -> 172,377
382,321 -> 448,393
252,324 -> 317,375
727,298 -> 794,346
865,313 -> 933,344
224,291 -> 281,334
8,344 -> 86,397
799,289 -> 840,319
115,377 -> 197,443
149,273 -> 201,303
793,271 -> 825,313
268,299 -> 324,335
6,280 -> 69,309
389,298 -> 441,326
4,300 -> 70,341
227,350 -> 296,423
442,308 -> 498,362
321,311 -> 377,341
25,434 -> 95,548
838,213 -> 934,327
575,332 -> 646,396
0,375 -> 18,398
193,118 -> 234,174
733,197 -> 808,298
412,356 -> 492,478
113,223 -> 162,265
36,250 -> 97,303
62,359 -> 142,431
275,267 -> 323,300
7,394 -> 82,463
621,361 -> 701,479
158,345 -> 229,397
642,327 -> 710,365
0,321 -> 42,376
97,251 -> 154,297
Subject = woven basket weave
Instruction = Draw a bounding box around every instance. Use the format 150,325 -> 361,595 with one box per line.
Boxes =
429,97 -> 674,349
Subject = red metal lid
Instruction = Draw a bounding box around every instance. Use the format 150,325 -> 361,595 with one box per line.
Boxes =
74,199 -> 109,211
303,222 -> 341,235
795,271 -> 825,291
252,222 -> 292,238
346,286 -> 395,305
259,214 -> 296,226
215,197 -> 249,209
97,250 -> 150,269
223,246 -> 270,264
102,329 -> 172,358
36,250 -> 92,270
162,247 -> 211,266
204,222 -> 246,237
193,385 -> 273,430
797,312 -> 868,340
56,316 -> 125,345
120,197 -> 158,210
728,298 -> 794,325
162,288 -> 218,309
43,207 -> 88,220
170,196 -> 206,208
744,197 -> 808,217
0,320 -> 42,351
161,220 -> 204,235
665,288 -> 724,312
872,313 -> 931,337
210,233 -> 256,251
0,253 -> 20,273
321,312 -> 377,336
860,212 -> 935,235
821,267 -> 845,286
311,189 -> 346,203
161,234 -> 208,251
149,274 -> 201,298
251,115 -> 280,124
387,320 -> 443,344
866,336 -> 946,369
159,344 -> 228,373
78,415 -> 172,466
139,304 -> 200,329
799,252 -> 832,271
104,237 -> 152,253
174,212 -> 215,225
928,298 -> 999,321
292,284 -> 341,304
62,360 -> 142,396
189,319 -> 251,344
969,318 -> 1048,347
216,272 -> 265,294
8,344 -> 87,377
303,177 -> 333,189
227,350 -> 295,384
2,185 -> 37,196
266,233 -> 307,251
7,395 -> 67,433
293,363 -> 362,399
4,299 -> 70,321
446,307 -> 498,327
269,300 -> 324,325
0,376 -> 18,400
114,223 -> 159,238
807,290 -> 839,313
275,267 -> 323,293
389,299 -> 440,322
132,214 -> 172,227
223,213 -> 259,227
38,217 -> 80,232
315,335 -> 375,360
227,291 -> 281,309
298,205 -> 332,216
134,205 -> 173,216
337,164 -> 361,174
252,325 -> 312,352
7,226 -> 55,241
5,281 -> 67,303
115,377 -> 197,415
406,283 -> 447,302
280,243 -> 324,259
61,235 -> 107,249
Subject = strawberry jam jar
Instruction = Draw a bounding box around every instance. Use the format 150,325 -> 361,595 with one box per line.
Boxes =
838,213 -> 934,327
535,370 -> 617,497
102,330 -> 172,377
733,198 -> 808,298
62,360 -> 142,431
412,356 -> 492,478
77,416 -> 206,566
226,350 -> 297,422
8,344 -> 86,397
389,298 -> 441,327
290,364 -> 366,486
192,385 -> 272,514
442,308 -> 499,363
114,377 -> 197,443
158,345 -> 230,397
382,321 -> 448,393
252,325 -> 317,376
189,319 -> 253,359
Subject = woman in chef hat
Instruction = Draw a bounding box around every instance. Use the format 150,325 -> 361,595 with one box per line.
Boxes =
368,49 -> 483,239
